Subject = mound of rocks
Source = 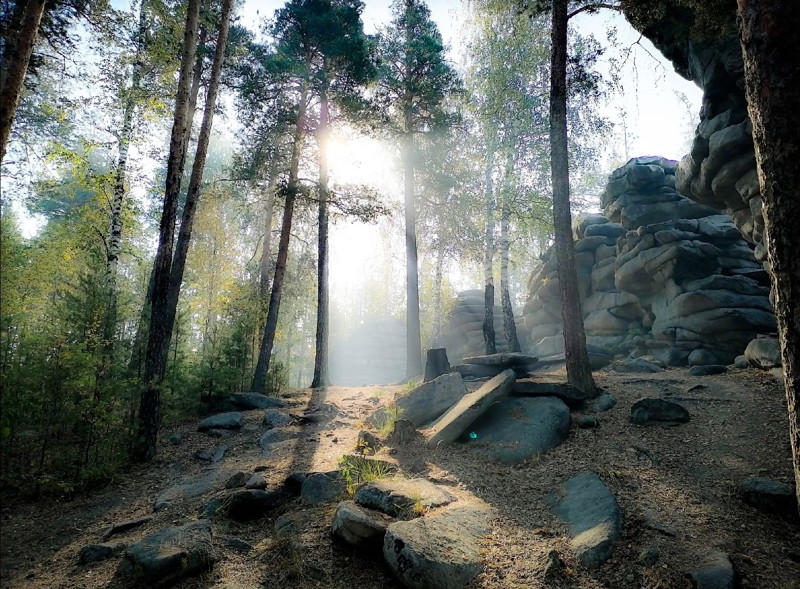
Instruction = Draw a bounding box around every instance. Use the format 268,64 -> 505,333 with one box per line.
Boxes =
522,157 -> 775,366
438,290 -> 526,363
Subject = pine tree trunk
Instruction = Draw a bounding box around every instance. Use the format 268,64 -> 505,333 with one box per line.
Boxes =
161,0 -> 234,370
251,85 -> 309,392
136,0 -> 202,462
483,142 -> 497,355
259,173 -> 277,299
0,0 -> 46,163
738,0 -> 800,514
500,155 -> 520,353
549,0 -> 596,396
311,87 -> 330,389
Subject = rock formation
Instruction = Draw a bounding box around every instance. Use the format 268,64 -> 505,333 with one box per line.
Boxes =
522,157 -> 775,366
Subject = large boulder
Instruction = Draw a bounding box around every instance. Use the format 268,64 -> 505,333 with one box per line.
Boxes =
738,477 -> 797,517
744,338 -> 782,369
369,372 -> 467,428
630,398 -> 690,425
355,478 -> 456,518
464,397 -> 570,463
547,472 -> 622,569
331,501 -> 390,551
383,505 -> 491,589
197,412 -> 244,432
226,488 -> 291,521
117,520 -> 218,587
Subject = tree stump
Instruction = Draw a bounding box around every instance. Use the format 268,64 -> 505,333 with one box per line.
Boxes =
424,348 -> 451,382
388,419 -> 418,446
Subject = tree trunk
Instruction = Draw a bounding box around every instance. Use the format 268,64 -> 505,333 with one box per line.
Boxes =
500,153 -> 521,353
0,0 -> 47,163
483,141 -> 497,355
549,0 -> 596,396
161,0 -> 233,370
738,0 -> 800,514
251,84 -> 309,392
259,172 -> 278,299
105,1 -> 148,348
433,242 -> 444,345
136,0 -> 202,462
424,348 -> 450,382
311,86 -> 330,389
403,2 -> 423,380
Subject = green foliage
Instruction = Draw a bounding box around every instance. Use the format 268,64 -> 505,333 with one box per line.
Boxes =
338,454 -> 396,494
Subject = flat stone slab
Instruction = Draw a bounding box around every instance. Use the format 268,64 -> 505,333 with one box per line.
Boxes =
355,478 -> 456,518
331,500 -> 390,550
462,352 -> 538,367
117,520 -> 218,587
512,379 -> 589,409
198,412 -> 244,432
614,358 -> 665,373
689,364 -> 727,376
79,542 -> 124,564
630,398 -> 690,425
548,472 -> 622,569
465,397 -> 570,463
369,372 -> 467,428
383,504 -> 491,589
425,369 -> 516,447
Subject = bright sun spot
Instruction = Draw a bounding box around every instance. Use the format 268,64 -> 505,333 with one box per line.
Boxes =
326,131 -> 397,191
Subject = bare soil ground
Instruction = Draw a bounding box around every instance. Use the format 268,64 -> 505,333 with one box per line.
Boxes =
1,365 -> 799,589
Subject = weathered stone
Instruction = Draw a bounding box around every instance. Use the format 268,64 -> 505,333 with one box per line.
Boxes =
734,355 -> 749,369
688,349 -> 721,367
263,409 -> 293,429
227,489 -> 291,521
301,473 -> 346,505
744,338 -> 782,369
576,415 -> 600,429
465,397 -> 570,463
547,472 -> 622,569
102,515 -> 152,541
461,352 -> 538,367
355,478 -> 456,518
331,501 -> 389,550
245,474 -> 267,490
370,372 -> 467,428
225,471 -> 250,489
739,477 -> 797,517
79,542 -> 123,564
258,428 -> 297,452
383,505 -> 491,589
154,469 -> 229,511
425,369 -> 516,447
117,520 -> 218,587
630,399 -> 690,425
511,379 -> 589,409
689,364 -> 728,376
194,443 -> 227,463
614,358 -> 665,374
688,552 -> 736,589
593,393 -> 617,412
197,412 -> 244,432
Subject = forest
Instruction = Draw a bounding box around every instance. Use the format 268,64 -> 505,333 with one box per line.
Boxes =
1,0 -> 799,588
0,0 -> 615,491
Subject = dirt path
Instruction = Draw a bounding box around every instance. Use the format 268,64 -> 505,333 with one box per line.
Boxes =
1,367 -> 798,589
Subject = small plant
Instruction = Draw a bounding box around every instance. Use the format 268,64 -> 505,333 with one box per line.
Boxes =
376,405 -> 403,437
338,454 -> 396,494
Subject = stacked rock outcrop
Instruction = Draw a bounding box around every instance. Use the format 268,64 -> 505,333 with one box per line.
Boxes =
438,290 -> 526,363
620,5 -> 768,271
522,157 -> 775,366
